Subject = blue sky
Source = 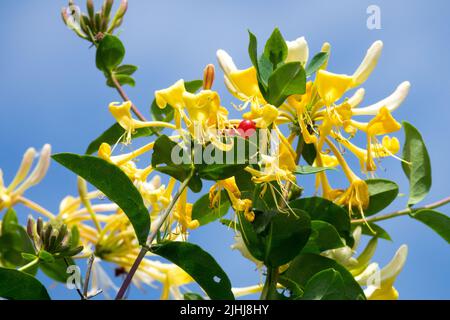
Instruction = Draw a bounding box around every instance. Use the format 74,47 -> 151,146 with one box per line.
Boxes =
0,0 -> 449,299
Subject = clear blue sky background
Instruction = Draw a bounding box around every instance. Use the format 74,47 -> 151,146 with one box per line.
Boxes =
0,0 -> 449,299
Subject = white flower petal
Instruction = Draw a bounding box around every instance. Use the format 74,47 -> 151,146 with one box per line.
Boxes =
352,81 -> 410,116
285,37 -> 309,65
352,40 -> 383,87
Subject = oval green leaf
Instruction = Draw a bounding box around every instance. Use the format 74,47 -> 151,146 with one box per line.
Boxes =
0,268 -> 50,300
411,209 -> 450,243
281,253 -> 365,300
290,197 -> 353,246
96,35 -> 125,72
52,153 -> 150,245
151,241 -> 235,300
192,192 -> 230,226
402,122 -> 432,206
365,179 -> 399,216
266,62 -> 306,107
301,268 -> 346,300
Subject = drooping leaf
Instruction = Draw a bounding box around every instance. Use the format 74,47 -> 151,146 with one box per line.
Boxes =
411,209 -> 450,243
295,165 -> 334,175
302,143 -> 317,165
290,197 -> 353,246
0,268 -> 50,300
86,123 -> 155,155
106,74 -> 135,88
263,28 -> 288,69
52,153 -> 150,245
306,52 -> 329,77
402,122 -> 432,206
115,64 -> 138,75
96,34 -> 125,72
301,268 -> 346,300
365,179 -> 399,216
151,241 -> 235,300
281,253 -> 365,300
192,191 -> 230,226
266,62 -> 306,107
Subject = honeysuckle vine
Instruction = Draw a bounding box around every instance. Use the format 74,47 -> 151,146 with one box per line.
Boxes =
0,0 -> 449,301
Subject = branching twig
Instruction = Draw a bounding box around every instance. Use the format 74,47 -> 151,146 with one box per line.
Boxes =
351,196 -> 450,225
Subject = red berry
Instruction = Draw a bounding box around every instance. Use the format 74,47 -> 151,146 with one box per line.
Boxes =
237,120 -> 256,138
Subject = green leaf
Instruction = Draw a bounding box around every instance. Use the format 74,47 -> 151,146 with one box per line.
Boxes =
295,165 -> 334,175
192,192 -> 230,226
302,143 -> 317,165
411,209 -> 450,243
301,268 -> 346,300
253,209 -> 311,267
304,221 -> 345,253
184,79 -> 204,93
359,223 -> 392,241
0,268 -> 50,300
365,179 -> 399,216
247,30 -> 267,93
52,153 -> 150,245
38,250 -> 55,263
197,163 -> 248,181
306,52 -> 329,77
402,122 -> 432,206
115,64 -> 138,75
106,74 -> 135,88
0,209 -> 37,274
86,123 -> 155,155
281,253 -> 365,300
236,212 -> 266,261
96,35 -> 125,72
21,253 -> 37,261
151,135 -> 201,192
263,28 -> 288,69
266,62 -> 306,107
40,258 -> 75,283
289,197 -> 353,247
184,292 -> 204,300
151,241 -> 235,300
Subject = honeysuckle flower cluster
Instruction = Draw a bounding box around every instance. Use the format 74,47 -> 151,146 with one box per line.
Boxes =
2,1 -> 446,302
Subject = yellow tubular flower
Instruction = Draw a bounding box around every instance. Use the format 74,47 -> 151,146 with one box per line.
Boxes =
173,189 -> 199,233
364,245 -> 408,300
216,49 -> 264,103
209,177 -> 255,222
154,79 -> 188,128
0,145 -> 51,211
325,138 -> 369,216
158,264 -> 194,300
182,90 -> 222,125
109,101 -> 177,144
316,70 -> 354,106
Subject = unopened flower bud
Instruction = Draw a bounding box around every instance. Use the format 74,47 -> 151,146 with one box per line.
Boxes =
26,216 -> 35,239
117,0 -> 128,19
203,64 -> 215,90
86,0 -> 95,20
102,0 -> 114,19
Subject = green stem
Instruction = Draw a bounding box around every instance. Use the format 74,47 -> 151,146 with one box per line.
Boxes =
18,258 -> 39,273
260,266 -> 279,300
351,195 -> 450,225
114,170 -> 194,300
